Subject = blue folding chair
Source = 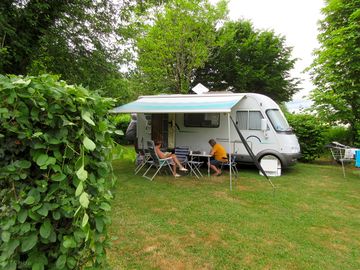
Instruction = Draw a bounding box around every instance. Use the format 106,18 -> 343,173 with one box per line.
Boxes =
220,154 -> 238,176
175,146 -> 203,178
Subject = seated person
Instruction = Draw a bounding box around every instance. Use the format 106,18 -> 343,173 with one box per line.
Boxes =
208,139 -> 228,176
154,140 -> 188,177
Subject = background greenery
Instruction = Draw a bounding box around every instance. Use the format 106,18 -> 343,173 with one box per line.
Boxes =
309,0 -> 360,146
2,0 -> 358,147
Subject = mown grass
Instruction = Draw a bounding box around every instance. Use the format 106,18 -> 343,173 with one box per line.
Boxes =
108,152 -> 360,269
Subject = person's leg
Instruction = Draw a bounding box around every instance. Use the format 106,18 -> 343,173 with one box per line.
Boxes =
172,163 -> 177,176
171,154 -> 187,170
209,159 -> 221,175
169,155 -> 182,176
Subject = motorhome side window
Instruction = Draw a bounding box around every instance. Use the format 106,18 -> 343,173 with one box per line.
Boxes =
184,113 -> 220,128
236,111 -> 263,130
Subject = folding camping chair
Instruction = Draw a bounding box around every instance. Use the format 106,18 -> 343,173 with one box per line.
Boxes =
329,143 -> 354,178
175,146 -> 203,178
134,149 -> 152,175
142,141 -> 173,181
220,154 -> 239,177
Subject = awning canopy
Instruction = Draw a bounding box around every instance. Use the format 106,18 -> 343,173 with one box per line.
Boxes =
111,94 -> 245,113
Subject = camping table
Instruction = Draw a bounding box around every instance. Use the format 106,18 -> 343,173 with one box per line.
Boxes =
189,152 -> 212,177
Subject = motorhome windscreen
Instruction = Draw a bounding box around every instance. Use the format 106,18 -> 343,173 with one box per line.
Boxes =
266,109 -> 291,132
184,113 -> 220,128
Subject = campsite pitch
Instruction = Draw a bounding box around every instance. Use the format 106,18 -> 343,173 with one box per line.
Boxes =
108,158 -> 360,269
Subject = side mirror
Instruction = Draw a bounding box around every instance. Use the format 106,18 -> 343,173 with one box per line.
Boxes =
261,119 -> 268,131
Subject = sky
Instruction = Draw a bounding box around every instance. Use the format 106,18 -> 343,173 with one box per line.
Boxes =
210,0 -> 325,112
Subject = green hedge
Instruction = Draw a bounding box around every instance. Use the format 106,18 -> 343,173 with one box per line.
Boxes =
323,126 -> 352,146
0,74 -> 115,269
287,113 -> 327,162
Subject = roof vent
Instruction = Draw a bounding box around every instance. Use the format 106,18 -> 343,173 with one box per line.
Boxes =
192,83 -> 209,95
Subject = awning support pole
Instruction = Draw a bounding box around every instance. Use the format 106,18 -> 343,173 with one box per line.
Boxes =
228,113 -> 232,191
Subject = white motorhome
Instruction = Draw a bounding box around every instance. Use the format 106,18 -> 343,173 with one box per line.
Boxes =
113,92 -> 301,169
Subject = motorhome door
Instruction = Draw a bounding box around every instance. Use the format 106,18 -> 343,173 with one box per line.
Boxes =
151,114 -> 169,148
235,110 -> 268,160
167,114 -> 175,149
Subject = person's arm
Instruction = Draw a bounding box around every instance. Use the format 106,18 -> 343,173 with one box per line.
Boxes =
210,147 -> 215,157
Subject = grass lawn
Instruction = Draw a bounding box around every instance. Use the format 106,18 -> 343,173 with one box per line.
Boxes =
108,152 -> 360,269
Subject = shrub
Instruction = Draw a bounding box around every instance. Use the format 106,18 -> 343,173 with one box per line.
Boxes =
287,113 -> 327,162
0,74 -> 115,269
110,114 -> 131,145
323,126 -> 352,146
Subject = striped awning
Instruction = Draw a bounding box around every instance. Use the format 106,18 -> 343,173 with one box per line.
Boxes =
111,94 -> 245,113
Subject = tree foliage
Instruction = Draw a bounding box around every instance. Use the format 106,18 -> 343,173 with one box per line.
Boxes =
309,0 -> 360,145
193,20 -> 300,103
0,0 -> 159,98
0,74 -> 115,269
135,0 -> 228,94
1,1 -> 116,72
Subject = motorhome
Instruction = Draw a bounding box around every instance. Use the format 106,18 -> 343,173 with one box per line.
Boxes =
113,92 -> 301,169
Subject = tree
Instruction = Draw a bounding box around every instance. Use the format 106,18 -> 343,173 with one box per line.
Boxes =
0,1 -> 118,74
135,0 -> 228,94
193,20 -> 300,102
309,0 -> 360,146
0,1 -> 166,98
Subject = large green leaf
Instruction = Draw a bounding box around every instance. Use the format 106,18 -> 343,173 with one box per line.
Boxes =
76,166 -> 88,181
36,154 -> 49,166
83,136 -> 96,151
82,212 -> 89,227
95,217 -> 104,233
7,262 -> 17,270
24,196 -> 35,205
21,233 -> 38,252
55,255 -> 67,269
2,239 -> 20,259
51,173 -> 66,182
81,111 -> 95,126
75,182 -> 84,197
16,160 -> 32,169
100,202 -> 111,212
63,236 -> 77,249
40,220 -> 52,239
13,78 -> 31,86
66,256 -> 77,269
37,204 -> 49,217
18,209 -> 28,223
115,130 -> 124,135
32,131 -> 43,138
79,192 -> 89,208
1,231 -> 11,242
32,262 -> 44,270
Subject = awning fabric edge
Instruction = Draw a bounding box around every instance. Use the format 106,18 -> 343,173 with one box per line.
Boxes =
111,95 -> 245,114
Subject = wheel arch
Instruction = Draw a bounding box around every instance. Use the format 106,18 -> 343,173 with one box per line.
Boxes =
256,150 -> 285,167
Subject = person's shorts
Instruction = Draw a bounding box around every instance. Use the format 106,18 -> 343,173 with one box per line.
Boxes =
210,158 -> 224,167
